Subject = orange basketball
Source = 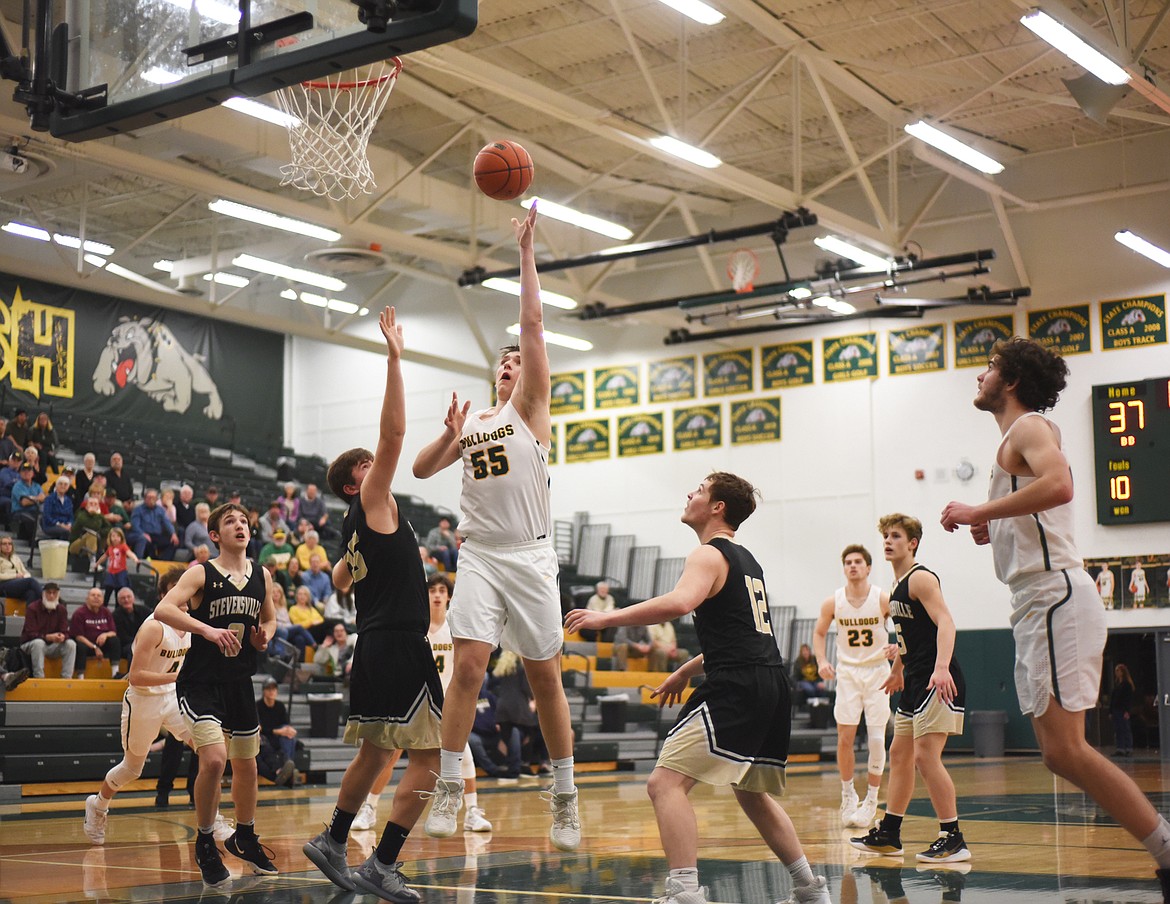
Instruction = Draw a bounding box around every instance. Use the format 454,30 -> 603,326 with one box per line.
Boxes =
474,139 -> 534,201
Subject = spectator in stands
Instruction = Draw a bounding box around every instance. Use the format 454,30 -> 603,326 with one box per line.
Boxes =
203,485 -> 220,509
113,587 -> 150,667
102,486 -> 127,528
271,581 -> 315,660
647,620 -> 690,673
292,517 -> 312,546
11,461 -> 44,538
70,494 -> 110,563
318,622 -> 357,678
183,503 -> 217,555
0,534 -> 42,603
259,501 -> 289,546
425,516 -> 459,573
73,453 -> 99,507
259,528 -> 294,570
173,485 -> 196,537
299,483 -> 335,540
0,417 -> 19,459
20,581 -> 75,678
103,453 -> 134,504
302,553 -> 332,605
28,412 -> 58,471
295,530 -> 329,572
71,587 -> 124,679
289,584 -> 327,642
131,488 -> 179,560
791,643 -> 828,700
228,490 -> 244,507
5,408 -> 30,449
256,677 -> 298,787
41,475 -> 74,540
277,483 -> 301,526
97,527 -> 140,606
579,580 -> 616,642
0,450 -> 22,524
321,587 -> 357,634
419,545 -> 439,578
22,447 -> 46,485
159,487 -> 178,526
467,676 -> 513,779
188,544 -> 212,568
612,623 -> 653,670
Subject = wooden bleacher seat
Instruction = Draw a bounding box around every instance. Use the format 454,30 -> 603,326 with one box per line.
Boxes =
591,669 -> 669,689
6,677 -> 127,702
5,597 -> 25,617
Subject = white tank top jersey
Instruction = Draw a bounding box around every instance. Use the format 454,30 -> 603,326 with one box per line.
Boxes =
833,585 -> 887,667
130,614 -> 190,696
429,620 -> 454,693
987,412 -> 1081,589
458,399 -> 551,546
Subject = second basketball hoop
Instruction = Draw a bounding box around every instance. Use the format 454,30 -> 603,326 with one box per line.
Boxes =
727,248 -> 760,294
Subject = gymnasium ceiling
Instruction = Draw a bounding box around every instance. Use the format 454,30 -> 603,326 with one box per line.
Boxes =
0,0 -> 1168,377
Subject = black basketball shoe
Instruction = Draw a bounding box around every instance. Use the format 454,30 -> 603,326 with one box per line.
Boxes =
1157,867 -> 1170,903
850,823 -> 903,856
225,831 -> 278,875
915,829 -> 972,863
195,833 -> 231,889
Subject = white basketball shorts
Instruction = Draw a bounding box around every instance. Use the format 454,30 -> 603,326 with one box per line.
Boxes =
122,688 -> 189,758
834,662 -> 891,727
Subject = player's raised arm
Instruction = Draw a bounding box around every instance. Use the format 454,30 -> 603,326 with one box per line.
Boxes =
510,204 -> 551,445
413,392 -> 469,479
362,307 -> 407,532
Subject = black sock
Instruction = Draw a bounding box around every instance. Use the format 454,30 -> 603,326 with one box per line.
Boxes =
940,819 -> 959,835
235,820 -> 256,840
329,807 -> 357,844
196,828 -> 215,846
880,813 -> 903,836
375,821 -> 410,866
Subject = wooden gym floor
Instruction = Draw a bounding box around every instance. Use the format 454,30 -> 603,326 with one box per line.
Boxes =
1,755 -> 1166,903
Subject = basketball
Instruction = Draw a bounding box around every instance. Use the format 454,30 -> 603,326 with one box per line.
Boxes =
474,139 -> 534,201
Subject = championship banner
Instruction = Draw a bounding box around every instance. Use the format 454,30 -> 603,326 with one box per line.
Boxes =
617,412 -> 664,457
549,371 -> 586,415
730,397 -> 780,445
823,332 -> 878,383
564,418 -> 610,463
888,324 -> 945,376
547,423 -> 558,466
648,355 -> 696,402
703,349 -> 754,396
1027,305 -> 1091,355
1100,295 -> 1167,351
593,364 -> 640,409
954,315 -> 1014,369
673,404 -> 721,450
761,341 -> 813,389
0,272 -> 283,446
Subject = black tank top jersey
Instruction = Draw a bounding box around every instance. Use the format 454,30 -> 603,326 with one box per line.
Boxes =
181,560 -> 264,683
341,497 -> 428,635
693,538 -> 784,672
889,563 -> 961,684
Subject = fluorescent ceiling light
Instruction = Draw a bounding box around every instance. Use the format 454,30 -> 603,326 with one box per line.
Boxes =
84,254 -> 183,295
233,253 -> 346,291
154,260 -> 174,272
482,277 -> 577,311
204,272 -> 250,288
656,0 -> 724,26
161,0 -> 239,26
814,236 -> 889,271
1115,230 -> 1170,268
648,135 -> 722,169
281,288 -> 369,315
506,323 -> 593,352
143,67 -> 182,85
1020,9 -> 1130,86
789,286 -> 813,300
209,199 -> 340,242
2,222 -> 114,255
222,96 -> 301,128
520,198 -> 632,241
827,300 -> 857,315
904,120 -> 1004,175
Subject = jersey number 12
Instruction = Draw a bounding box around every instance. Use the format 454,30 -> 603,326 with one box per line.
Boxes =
743,576 -> 773,636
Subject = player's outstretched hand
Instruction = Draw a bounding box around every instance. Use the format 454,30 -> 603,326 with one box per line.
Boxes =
512,201 -> 537,250
249,625 -> 269,652
379,306 -> 404,359
563,608 -> 606,634
927,666 -> 957,704
445,392 -> 470,437
651,670 -> 689,708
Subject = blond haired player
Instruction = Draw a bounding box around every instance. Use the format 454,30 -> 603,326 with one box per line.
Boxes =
812,544 -> 892,828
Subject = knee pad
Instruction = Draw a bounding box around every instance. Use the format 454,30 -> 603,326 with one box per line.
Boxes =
105,754 -> 146,792
867,726 -> 887,776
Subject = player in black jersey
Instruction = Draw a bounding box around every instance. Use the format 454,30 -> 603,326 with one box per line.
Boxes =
566,473 -> 830,904
154,503 -> 277,888
851,513 -> 970,864
303,307 -> 443,903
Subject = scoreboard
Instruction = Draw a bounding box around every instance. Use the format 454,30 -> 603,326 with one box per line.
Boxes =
1092,376 -> 1170,524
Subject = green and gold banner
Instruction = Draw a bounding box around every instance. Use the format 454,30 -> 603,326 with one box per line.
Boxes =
823,333 -> 878,383
954,315 -> 1014,368
547,423 -> 558,466
888,324 -> 945,376
1100,294 -> 1167,351
761,341 -> 814,388
703,349 -> 754,396
1027,305 -> 1091,355
617,412 -> 664,457
564,418 -> 610,463
549,371 -> 586,415
593,364 -> 640,409
673,405 -> 721,450
731,398 -> 781,445
648,355 -> 696,402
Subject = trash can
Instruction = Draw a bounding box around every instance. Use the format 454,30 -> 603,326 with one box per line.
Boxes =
808,697 -> 832,729
307,692 -> 344,739
38,540 -> 68,580
971,710 -> 1007,757
598,693 -> 629,733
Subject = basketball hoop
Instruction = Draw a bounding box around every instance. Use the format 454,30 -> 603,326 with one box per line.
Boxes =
727,248 -> 759,294
274,57 -> 402,202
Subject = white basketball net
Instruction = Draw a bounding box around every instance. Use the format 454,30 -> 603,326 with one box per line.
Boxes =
727,248 -> 759,293
275,58 -> 402,202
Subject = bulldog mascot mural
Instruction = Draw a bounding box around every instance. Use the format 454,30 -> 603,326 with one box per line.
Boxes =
92,318 -> 224,420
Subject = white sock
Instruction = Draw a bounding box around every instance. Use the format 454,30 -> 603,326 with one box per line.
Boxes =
465,791 -> 478,809
864,785 -> 879,801
786,856 -> 815,887
440,748 -> 464,783
667,867 -> 699,892
842,780 -> 856,795
95,793 -> 111,810
551,756 -> 574,794
1143,816 -> 1170,869
366,792 -> 381,808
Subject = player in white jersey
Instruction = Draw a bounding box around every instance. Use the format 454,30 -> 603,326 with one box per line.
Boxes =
812,544 -> 892,828
351,574 -> 493,834
1129,562 -> 1149,606
942,337 -> 1170,902
414,204 -> 579,851
1096,564 -> 1115,608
